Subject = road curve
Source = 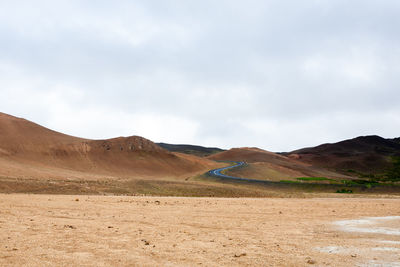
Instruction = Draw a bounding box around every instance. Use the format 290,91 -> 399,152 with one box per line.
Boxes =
207,161 -> 359,190
207,161 -> 271,183
208,161 -> 245,178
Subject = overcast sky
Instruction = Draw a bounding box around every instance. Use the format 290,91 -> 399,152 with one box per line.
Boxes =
1,0 -> 399,151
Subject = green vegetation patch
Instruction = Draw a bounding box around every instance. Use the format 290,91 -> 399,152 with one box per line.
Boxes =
344,156 -> 400,183
341,179 -> 380,188
345,169 -> 382,179
336,188 -> 353,194
385,156 -> 400,182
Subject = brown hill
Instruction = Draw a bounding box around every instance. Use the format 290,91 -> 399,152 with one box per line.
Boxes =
208,147 -> 350,181
286,135 -> 400,175
207,147 -> 287,163
0,112 -> 219,181
156,143 -> 224,157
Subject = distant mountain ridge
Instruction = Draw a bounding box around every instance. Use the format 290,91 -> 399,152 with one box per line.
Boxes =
286,135 -> 400,174
391,137 -> 400,144
291,135 -> 400,155
206,136 -> 400,181
1,111 -> 398,183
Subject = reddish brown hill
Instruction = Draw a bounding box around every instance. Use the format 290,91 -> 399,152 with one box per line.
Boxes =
287,135 -> 400,174
0,112 -> 219,180
208,147 -> 349,181
157,143 -> 224,157
0,112 -> 86,154
208,147 -> 288,163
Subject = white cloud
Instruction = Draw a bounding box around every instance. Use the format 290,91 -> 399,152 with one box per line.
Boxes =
1,0 -> 399,151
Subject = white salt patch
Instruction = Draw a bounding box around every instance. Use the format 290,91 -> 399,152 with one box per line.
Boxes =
316,246 -> 348,254
333,216 -> 400,236
359,260 -> 400,267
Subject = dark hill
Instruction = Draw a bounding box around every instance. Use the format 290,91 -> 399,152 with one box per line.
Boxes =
287,135 -> 400,175
391,137 -> 400,144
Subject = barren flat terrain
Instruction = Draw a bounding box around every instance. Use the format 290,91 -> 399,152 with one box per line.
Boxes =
1,194 -> 399,266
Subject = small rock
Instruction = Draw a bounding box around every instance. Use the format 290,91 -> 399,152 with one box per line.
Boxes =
351,254 -> 357,258
234,253 -> 247,258
141,239 -> 150,245
155,200 -> 160,205
108,226 -> 113,228
75,198 -> 79,202
64,225 -> 76,229
307,259 -> 316,264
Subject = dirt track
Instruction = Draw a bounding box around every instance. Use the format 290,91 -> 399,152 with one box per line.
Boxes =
0,194 -> 399,266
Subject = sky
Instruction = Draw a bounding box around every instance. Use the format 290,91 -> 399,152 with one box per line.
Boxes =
1,0 -> 399,151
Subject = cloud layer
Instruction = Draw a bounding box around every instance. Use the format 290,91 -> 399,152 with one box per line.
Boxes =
1,0 -> 399,151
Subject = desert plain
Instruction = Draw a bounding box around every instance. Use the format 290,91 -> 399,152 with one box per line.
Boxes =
1,113 -> 400,266
1,194 -> 399,267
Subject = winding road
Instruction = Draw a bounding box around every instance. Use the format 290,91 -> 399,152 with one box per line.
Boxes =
207,161 -> 360,190
208,161 -> 245,178
207,161 -> 272,183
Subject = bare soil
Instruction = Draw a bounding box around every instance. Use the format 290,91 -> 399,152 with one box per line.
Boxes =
0,112 -> 222,181
1,194 -> 399,266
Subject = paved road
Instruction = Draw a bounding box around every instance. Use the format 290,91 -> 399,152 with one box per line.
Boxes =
208,161 -> 245,178
207,161 -> 273,183
207,161 -> 359,190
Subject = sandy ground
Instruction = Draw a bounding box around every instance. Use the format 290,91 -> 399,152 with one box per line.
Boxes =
0,194 -> 399,267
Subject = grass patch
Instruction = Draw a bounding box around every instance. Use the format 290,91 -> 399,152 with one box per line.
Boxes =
336,188 -> 353,194
344,169 -> 383,179
341,179 -> 380,188
384,156 -> 400,182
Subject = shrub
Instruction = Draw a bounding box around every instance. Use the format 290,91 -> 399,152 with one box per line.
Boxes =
385,156 -> 400,181
336,189 -> 353,194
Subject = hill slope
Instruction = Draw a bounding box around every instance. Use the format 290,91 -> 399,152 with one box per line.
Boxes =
208,147 -> 350,181
157,143 -> 224,157
286,135 -> 400,175
208,147 -> 288,163
0,112 -> 219,181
